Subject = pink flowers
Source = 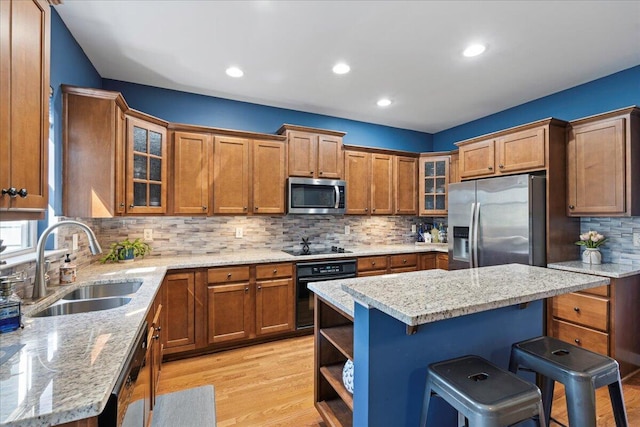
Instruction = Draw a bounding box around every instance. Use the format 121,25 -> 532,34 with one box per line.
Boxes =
575,230 -> 606,248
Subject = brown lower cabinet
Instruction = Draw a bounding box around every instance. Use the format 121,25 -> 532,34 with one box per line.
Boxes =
547,274 -> 640,378
358,252 -> 447,276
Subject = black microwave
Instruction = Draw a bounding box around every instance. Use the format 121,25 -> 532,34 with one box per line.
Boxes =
287,177 -> 346,214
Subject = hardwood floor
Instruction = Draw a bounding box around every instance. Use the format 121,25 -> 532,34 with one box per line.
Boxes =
157,336 -> 325,426
158,336 -> 640,426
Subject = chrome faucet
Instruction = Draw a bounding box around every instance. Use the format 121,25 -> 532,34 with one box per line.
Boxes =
32,220 -> 102,300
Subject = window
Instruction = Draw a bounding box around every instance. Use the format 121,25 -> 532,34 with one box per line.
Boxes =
0,220 -> 37,258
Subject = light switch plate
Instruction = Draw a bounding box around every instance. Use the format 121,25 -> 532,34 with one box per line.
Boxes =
72,234 -> 78,251
411,224 -> 417,233
633,232 -> 640,247
143,229 -> 153,241
345,225 -> 350,235
235,227 -> 243,238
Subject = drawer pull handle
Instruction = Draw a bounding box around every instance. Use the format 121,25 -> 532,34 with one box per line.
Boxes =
273,269 -> 277,274
403,259 -> 407,264
575,338 -> 581,344
573,307 -> 580,312
227,273 -> 232,278
372,261 -> 376,266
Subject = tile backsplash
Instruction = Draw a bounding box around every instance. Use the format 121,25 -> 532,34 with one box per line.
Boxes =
580,217 -> 640,267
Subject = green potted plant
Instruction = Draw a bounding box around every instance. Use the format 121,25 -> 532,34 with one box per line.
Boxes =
100,238 -> 152,263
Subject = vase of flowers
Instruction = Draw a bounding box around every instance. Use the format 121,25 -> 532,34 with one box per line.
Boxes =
575,230 -> 606,264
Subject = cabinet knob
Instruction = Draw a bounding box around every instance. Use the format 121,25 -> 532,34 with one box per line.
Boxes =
1,187 -> 17,198
153,335 -> 160,340
488,166 -> 493,171
403,259 -> 407,264
257,285 -> 262,290
574,338 -> 581,344
129,204 -> 135,209
202,206 -> 207,211
498,164 -> 504,169
227,273 -> 232,278
17,188 -> 28,198
243,206 -> 248,211
273,269 -> 277,274
155,326 -> 162,332
309,171 -> 313,175
573,307 -> 580,312
569,205 -> 575,210
319,171 -> 323,175
120,202 -> 125,207
371,261 -> 376,266
365,208 -> 368,212
245,287 -> 249,292
255,206 -> 259,210
372,208 -> 376,212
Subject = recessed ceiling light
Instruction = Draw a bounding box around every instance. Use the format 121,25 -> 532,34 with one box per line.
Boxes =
377,98 -> 392,107
226,66 -> 244,78
463,44 -> 486,57
332,63 -> 351,75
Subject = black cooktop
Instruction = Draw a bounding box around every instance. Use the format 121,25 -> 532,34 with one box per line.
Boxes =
282,246 -> 352,256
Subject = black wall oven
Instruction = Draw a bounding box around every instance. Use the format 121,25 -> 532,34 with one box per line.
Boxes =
295,259 -> 357,329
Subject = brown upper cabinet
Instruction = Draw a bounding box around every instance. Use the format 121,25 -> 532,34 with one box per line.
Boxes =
345,148 -> 416,215
394,156 -> 418,215
457,124 -> 549,179
213,136 -> 286,214
0,0 -> 50,219
449,151 -> 460,184
172,131 -> 212,214
418,153 -> 449,216
566,106 -> 640,216
63,86 -> 169,217
278,125 -> 345,179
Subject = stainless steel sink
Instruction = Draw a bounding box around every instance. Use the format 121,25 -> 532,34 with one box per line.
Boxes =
31,297 -> 132,318
61,280 -> 143,300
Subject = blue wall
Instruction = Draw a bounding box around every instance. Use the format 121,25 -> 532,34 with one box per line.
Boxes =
433,65 -> 640,151
101,79 -> 433,152
50,8 -> 101,217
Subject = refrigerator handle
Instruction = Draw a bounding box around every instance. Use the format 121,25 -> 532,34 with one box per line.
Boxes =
469,203 -> 476,268
473,202 -> 481,268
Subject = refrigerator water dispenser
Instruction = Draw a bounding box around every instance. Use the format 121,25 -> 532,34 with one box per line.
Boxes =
452,226 -> 470,262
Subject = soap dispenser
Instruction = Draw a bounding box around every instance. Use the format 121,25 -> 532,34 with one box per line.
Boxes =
60,253 -> 76,284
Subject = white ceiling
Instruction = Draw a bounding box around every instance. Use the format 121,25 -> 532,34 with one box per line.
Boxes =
54,1 -> 640,134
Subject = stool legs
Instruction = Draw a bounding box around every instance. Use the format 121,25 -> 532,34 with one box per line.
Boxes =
540,375 -> 554,425
608,379 -> 629,427
564,382 -> 597,427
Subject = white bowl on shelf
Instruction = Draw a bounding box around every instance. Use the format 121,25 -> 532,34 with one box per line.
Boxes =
342,359 -> 354,394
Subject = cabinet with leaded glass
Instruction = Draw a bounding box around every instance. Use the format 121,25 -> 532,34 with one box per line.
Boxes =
418,154 -> 449,216
126,115 -> 168,213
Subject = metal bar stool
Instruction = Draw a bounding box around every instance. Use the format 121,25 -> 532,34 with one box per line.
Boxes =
509,336 -> 628,427
420,355 -> 546,427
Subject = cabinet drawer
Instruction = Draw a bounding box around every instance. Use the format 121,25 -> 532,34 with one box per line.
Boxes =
357,270 -> 388,277
580,285 -> 609,297
552,293 -> 608,331
256,263 -> 293,280
551,319 -> 609,356
357,256 -> 388,272
208,266 -> 250,284
390,254 -> 417,268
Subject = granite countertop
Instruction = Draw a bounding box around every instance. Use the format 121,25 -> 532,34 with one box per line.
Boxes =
0,243 -> 445,427
547,261 -> 640,278
309,264 -> 609,326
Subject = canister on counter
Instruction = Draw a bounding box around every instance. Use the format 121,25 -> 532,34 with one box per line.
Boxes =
60,254 -> 76,284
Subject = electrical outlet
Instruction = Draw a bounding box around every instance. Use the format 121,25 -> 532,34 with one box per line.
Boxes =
633,232 -> 640,247
72,234 -> 79,251
411,224 -> 417,233
344,225 -> 350,235
143,229 -> 153,241
235,227 -> 243,238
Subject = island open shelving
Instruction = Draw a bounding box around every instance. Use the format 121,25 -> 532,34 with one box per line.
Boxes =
314,295 -> 354,427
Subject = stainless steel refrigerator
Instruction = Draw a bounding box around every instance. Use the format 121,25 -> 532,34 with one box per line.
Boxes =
448,174 -> 546,270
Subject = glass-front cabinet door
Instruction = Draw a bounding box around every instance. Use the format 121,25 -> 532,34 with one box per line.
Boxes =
126,116 -> 167,213
419,155 -> 449,216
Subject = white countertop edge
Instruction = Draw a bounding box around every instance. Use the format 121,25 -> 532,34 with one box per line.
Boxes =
547,261 -> 640,278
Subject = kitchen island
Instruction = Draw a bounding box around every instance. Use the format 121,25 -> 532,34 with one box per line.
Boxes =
308,264 -> 609,427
